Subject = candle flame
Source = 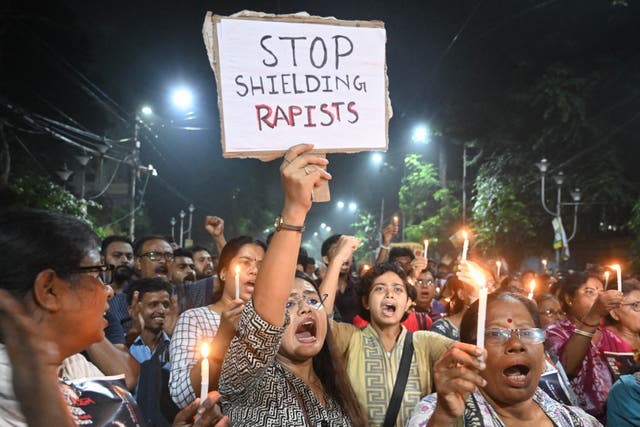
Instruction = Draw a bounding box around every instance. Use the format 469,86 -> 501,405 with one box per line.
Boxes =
496,261 -> 501,268
604,271 -> 610,279
424,239 -> 429,245
610,264 -> 621,272
462,230 -> 468,240
393,215 -> 399,225
235,264 -> 240,274
529,279 -> 536,293
201,342 -> 209,358
542,259 -> 547,266
362,264 -> 371,272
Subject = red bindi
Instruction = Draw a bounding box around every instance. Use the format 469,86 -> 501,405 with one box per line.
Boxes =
507,318 -> 513,323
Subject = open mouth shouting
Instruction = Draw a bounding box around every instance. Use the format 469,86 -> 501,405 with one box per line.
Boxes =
155,265 -> 169,277
295,318 -> 317,344
502,362 -> 531,388
381,302 -> 397,318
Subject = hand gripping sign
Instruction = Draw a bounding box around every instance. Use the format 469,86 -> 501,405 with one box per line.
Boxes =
203,11 -> 392,201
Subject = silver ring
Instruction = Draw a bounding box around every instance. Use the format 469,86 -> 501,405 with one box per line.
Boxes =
304,166 -> 311,175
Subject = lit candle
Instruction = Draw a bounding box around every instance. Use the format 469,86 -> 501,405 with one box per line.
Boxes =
235,265 -> 241,300
423,239 -> 429,259
496,260 -> 502,278
611,265 -> 622,292
200,343 -> 209,404
604,271 -> 610,289
469,264 -> 487,350
461,231 -> 469,261
393,215 -> 399,226
541,259 -> 547,270
528,279 -> 536,300
435,286 -> 441,295
362,264 -> 371,272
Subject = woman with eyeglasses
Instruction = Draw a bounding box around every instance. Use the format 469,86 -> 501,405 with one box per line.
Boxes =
536,294 -> 566,329
406,292 -> 601,427
169,236 -> 266,409
217,144 -> 365,426
545,271 -> 624,422
0,208 -> 229,426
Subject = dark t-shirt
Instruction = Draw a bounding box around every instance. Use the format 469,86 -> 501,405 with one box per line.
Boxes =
334,275 -> 361,324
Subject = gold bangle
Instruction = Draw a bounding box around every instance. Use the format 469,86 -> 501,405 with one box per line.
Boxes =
574,328 -> 595,338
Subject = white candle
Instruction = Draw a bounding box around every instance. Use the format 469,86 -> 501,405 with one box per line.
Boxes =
469,264 -> 487,350
477,286 -> 488,350
461,231 -> 469,261
541,259 -> 547,271
423,239 -> 429,259
393,215 -> 399,226
604,271 -> 610,289
496,260 -> 502,279
611,265 -> 622,292
200,343 -> 209,404
235,264 -> 241,300
528,279 -> 536,300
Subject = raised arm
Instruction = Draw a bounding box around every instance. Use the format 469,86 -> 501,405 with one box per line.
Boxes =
318,235 -> 361,316
375,223 -> 397,264
205,216 -> 227,257
253,144 -> 331,326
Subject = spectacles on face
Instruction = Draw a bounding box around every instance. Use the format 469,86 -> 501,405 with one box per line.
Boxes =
140,252 -> 175,262
285,294 -> 328,312
621,301 -> 640,312
416,279 -> 434,288
485,328 -> 546,345
70,264 -> 114,285
539,309 -> 565,317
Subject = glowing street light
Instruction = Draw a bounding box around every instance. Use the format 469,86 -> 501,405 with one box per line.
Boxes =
337,201 -> 345,209
141,105 -> 153,116
371,152 -> 383,165
348,202 -> 358,212
171,87 -> 194,110
412,125 -> 430,144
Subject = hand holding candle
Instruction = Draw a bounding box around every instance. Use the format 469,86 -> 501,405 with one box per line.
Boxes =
235,264 -> 241,300
200,343 -> 210,404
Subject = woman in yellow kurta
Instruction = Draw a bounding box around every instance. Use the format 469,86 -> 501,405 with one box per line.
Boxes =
320,236 -> 453,427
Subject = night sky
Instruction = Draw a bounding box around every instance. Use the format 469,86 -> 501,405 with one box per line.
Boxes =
3,0 -> 639,260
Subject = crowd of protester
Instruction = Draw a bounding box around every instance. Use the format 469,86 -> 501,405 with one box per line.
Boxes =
1,144 -> 639,426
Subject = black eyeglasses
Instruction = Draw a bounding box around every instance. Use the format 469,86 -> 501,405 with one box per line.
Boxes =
70,264 -> 114,285
140,252 -> 175,262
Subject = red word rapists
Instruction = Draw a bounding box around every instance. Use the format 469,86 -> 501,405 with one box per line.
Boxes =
255,101 -> 359,130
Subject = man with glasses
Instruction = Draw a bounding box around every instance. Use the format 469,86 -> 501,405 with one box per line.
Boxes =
414,268 -> 446,322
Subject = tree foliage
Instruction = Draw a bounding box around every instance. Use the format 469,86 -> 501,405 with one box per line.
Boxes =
398,154 -> 461,254
351,210 -> 380,265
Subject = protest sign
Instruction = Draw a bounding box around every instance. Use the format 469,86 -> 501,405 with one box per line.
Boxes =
203,11 -> 391,159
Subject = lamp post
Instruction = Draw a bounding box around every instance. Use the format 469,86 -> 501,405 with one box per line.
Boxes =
187,204 -> 195,240
179,210 -> 185,247
170,217 -> 176,241
535,158 -> 582,270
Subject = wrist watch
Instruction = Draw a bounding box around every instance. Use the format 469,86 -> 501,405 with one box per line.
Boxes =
274,216 -> 305,233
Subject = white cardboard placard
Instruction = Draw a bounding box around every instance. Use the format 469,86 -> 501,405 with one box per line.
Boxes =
203,11 -> 391,159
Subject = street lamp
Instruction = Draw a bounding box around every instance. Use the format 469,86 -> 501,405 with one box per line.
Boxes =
170,217 -> 176,241
179,210 -> 186,247
412,125 -> 430,144
348,202 -> 358,212
536,158 -> 581,270
337,201 -> 345,209
187,204 -> 195,240
171,87 -> 194,110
